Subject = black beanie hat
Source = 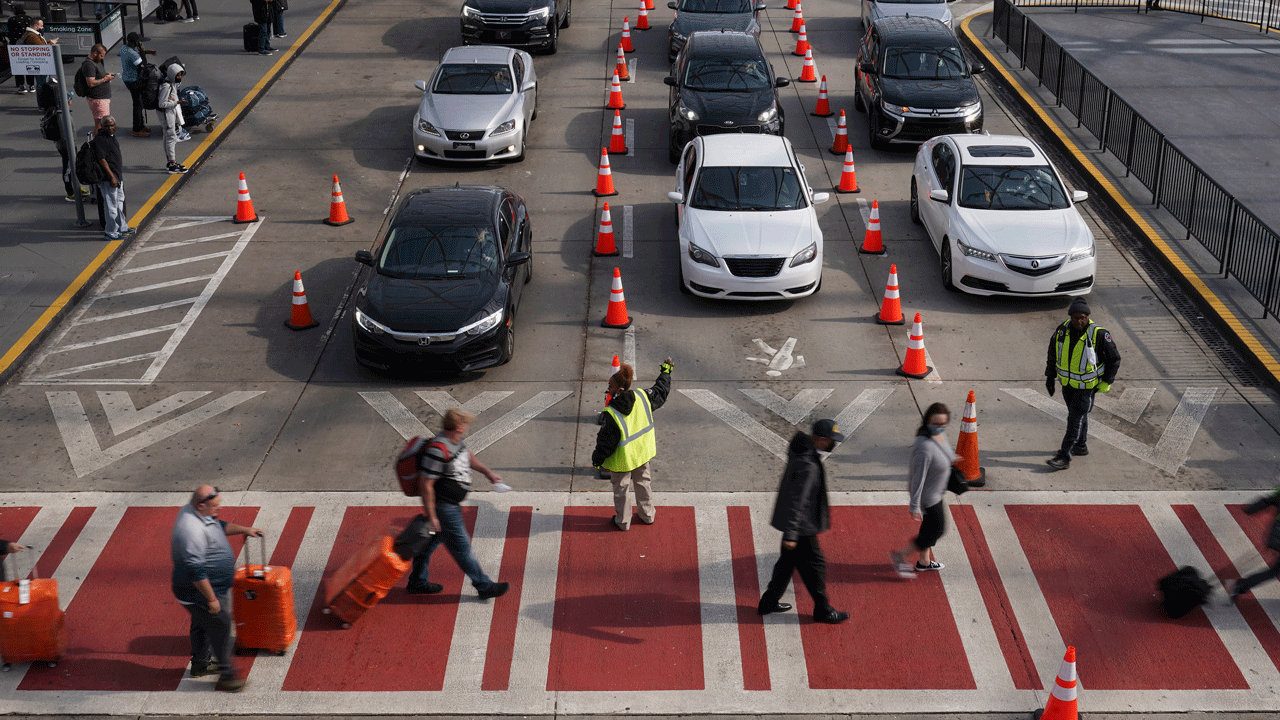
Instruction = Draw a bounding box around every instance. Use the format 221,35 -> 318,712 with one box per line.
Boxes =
1068,296 -> 1091,317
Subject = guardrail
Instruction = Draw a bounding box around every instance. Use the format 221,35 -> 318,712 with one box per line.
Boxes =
992,0 -> 1280,319
1007,0 -> 1280,32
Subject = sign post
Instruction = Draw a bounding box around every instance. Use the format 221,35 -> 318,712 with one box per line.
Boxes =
54,43 -> 92,227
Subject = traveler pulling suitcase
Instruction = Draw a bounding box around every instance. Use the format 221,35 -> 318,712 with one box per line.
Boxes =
243,23 -> 261,53
0,552 -> 67,669
231,536 -> 296,654
322,535 -> 410,628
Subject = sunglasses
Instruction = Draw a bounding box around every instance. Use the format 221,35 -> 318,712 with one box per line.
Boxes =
196,487 -> 219,505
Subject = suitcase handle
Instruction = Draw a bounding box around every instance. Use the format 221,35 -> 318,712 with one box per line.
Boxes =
242,535 -> 269,575
4,546 -> 39,582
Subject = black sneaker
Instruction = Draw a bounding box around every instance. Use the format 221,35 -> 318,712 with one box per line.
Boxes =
477,582 -> 509,600
167,162 -> 188,174
1072,444 -> 1089,456
1046,454 -> 1070,470
215,675 -> 246,692
189,661 -> 218,678
406,582 -> 443,595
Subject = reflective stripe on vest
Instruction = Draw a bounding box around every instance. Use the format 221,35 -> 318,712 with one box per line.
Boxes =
1055,321 -> 1103,389
601,389 -> 657,472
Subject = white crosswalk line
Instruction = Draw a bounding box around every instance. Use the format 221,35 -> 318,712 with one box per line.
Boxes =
443,500 -> 506,692
696,503 -> 743,692
513,499 -> 563,693
749,494 -> 809,693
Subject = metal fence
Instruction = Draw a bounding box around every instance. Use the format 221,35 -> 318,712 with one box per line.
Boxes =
1008,0 -> 1280,32
991,0 -> 1280,319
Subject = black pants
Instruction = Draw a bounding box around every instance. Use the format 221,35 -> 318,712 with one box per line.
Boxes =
182,593 -> 233,676
123,80 -> 146,132
1237,556 -> 1280,595
760,534 -> 831,616
55,139 -> 75,196
183,0 -> 198,17
1059,386 -> 1095,459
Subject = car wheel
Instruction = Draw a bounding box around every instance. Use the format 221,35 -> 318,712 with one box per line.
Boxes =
499,315 -> 516,365
854,87 -> 865,113
668,128 -> 682,165
560,0 -> 571,28
909,179 -> 921,225
678,260 -> 692,295
531,85 -> 538,120
513,126 -> 527,162
940,240 -> 957,292
524,254 -> 533,284
812,272 -> 822,294
869,111 -> 887,150
544,21 -> 558,54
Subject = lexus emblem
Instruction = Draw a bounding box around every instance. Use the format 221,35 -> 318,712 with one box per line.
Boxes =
1031,260 -> 1040,268
418,337 -> 432,346
459,132 -> 470,139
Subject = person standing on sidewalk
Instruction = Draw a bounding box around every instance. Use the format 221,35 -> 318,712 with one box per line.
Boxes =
80,44 -> 115,134
271,0 -> 287,38
158,63 -> 189,174
249,0 -> 276,55
1044,296 -> 1121,470
407,408 -> 510,601
92,117 -> 134,240
889,403 -> 960,576
7,5 -> 33,92
21,18 -> 57,96
39,77 -> 88,202
757,419 -> 850,624
118,33 -> 156,136
592,359 -> 673,531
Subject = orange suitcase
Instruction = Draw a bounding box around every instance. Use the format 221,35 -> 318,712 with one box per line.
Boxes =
322,535 -> 409,628
0,556 -> 67,667
232,537 -> 296,654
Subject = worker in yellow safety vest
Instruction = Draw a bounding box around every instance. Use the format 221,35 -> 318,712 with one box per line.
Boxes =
592,358 -> 674,530
1044,296 -> 1121,470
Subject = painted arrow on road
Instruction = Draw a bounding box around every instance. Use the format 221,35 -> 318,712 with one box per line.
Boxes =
359,390 -> 572,453
681,388 -> 893,459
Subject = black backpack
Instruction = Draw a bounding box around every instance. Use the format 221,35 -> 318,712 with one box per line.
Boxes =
40,108 -> 61,142
75,139 -> 105,185
73,66 -> 89,97
1158,566 -> 1212,619
6,14 -> 31,45
158,55 -> 183,80
159,0 -> 179,21
138,62 -> 162,110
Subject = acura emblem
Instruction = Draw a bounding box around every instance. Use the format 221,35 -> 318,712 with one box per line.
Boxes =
1031,260 -> 1040,268
459,132 -> 470,139
418,337 -> 432,346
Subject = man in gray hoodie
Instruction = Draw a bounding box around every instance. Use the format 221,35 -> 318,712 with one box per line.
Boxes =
157,63 -> 189,174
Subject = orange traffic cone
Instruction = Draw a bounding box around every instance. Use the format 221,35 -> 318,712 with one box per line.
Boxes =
601,267 -> 632,329
233,172 -> 259,223
614,44 -> 629,81
811,75 -> 832,117
637,2 -> 650,29
608,110 -> 628,154
955,390 -> 986,487
790,2 -> 804,32
323,174 -> 354,226
621,17 -> 634,52
593,148 -> 619,197
837,148 -> 860,193
860,199 -> 885,255
874,264 -> 904,325
284,270 -> 319,331
793,24 -> 808,55
607,72 -> 626,110
609,354 -> 621,379
645,0 -> 653,8
797,48 -> 817,82
830,109 -> 848,155
1033,647 -> 1079,720
594,202 -> 619,256
895,313 -> 931,379
786,0 -> 797,10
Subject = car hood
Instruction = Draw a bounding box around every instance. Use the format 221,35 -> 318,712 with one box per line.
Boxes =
879,76 -> 977,109
958,207 -> 1093,256
465,0 -> 545,12
671,12 -> 757,36
681,89 -> 774,125
422,93 -> 515,130
361,271 -> 502,333
685,207 -> 819,257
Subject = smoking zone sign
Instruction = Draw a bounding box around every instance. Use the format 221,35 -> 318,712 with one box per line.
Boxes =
7,45 -> 55,75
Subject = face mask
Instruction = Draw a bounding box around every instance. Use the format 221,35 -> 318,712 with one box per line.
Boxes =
928,424 -> 946,436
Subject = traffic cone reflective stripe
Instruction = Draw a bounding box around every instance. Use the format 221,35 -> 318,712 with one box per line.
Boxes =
593,148 -> 619,197
602,267 -> 632,329
284,270 -> 319,331
614,44 -> 629,81
875,263 -> 904,325
1034,647 -> 1079,720
234,171 -> 259,224
790,2 -> 804,32
621,17 -> 634,52
811,75 -> 832,117
594,202 -> 619,256
793,24 -> 808,55
955,390 -> 986,486
637,2 -> 650,29
836,149 -> 860,194
797,47 -> 817,82
895,313 -> 931,379
608,109 -> 628,154
323,174 -> 355,226
830,109 -> 848,154
607,72 -> 626,110
860,198 -> 886,255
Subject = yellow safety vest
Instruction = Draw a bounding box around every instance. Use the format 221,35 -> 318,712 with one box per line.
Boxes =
1055,321 -> 1104,389
601,389 -> 657,472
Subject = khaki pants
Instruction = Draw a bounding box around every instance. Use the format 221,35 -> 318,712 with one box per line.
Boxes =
610,461 -> 654,529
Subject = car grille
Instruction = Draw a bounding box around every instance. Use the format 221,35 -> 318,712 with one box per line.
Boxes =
471,11 -> 535,25
444,150 -> 489,159
896,117 -> 969,141
444,129 -> 487,141
697,124 -> 763,136
1001,253 -> 1064,277
725,257 -> 784,277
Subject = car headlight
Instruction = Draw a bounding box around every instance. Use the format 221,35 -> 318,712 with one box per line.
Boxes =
527,6 -> 550,19
417,118 -> 441,136
958,240 -> 996,262
671,30 -> 687,42
678,104 -> 698,121
687,241 -> 719,267
459,307 -> 504,336
960,101 -> 982,120
790,242 -> 817,267
881,100 -> 907,119
354,307 -> 389,336
461,5 -> 481,18
1068,245 -> 1095,262
490,119 -> 517,137
758,104 -> 778,123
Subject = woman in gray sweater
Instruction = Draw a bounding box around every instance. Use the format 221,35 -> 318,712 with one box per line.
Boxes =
889,402 -> 960,576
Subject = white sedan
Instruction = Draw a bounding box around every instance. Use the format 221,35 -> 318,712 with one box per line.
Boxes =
668,135 -> 829,300
911,133 -> 1095,296
412,45 -> 537,163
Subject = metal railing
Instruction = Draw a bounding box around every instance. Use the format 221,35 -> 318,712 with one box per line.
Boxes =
1008,0 -> 1280,32
992,0 -> 1280,318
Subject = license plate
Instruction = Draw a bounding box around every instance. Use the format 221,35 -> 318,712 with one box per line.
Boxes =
453,142 -> 476,149
496,30 -> 511,39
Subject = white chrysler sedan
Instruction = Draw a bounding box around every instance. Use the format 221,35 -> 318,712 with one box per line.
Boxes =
668,135 -> 829,300
911,133 -> 1095,296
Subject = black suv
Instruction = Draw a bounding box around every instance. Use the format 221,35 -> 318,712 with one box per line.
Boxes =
854,16 -> 984,149
664,31 -> 788,163
461,0 -> 571,54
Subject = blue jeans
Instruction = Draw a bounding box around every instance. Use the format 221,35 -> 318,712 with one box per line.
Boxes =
410,502 -> 494,591
258,21 -> 272,51
98,180 -> 129,237
272,9 -> 284,35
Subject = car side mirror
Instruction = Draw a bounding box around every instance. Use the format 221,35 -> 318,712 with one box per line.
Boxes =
505,251 -> 532,267
355,250 -> 374,266
811,192 -> 830,205
859,62 -> 875,75
663,76 -> 677,87
928,189 -> 950,203
775,77 -> 790,87
754,2 -> 766,9
970,62 -> 985,74
522,80 -> 536,92
1071,190 -> 1089,203
667,191 -> 684,204
414,80 -> 427,92
668,1 -> 677,7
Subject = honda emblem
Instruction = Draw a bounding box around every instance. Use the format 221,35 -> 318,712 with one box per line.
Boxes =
418,337 -> 432,346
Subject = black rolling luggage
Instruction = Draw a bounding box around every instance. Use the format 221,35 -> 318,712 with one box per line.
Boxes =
243,23 -> 260,52
1159,566 -> 1211,618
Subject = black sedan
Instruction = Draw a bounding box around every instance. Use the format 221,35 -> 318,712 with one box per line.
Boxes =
665,31 -> 788,164
351,185 -> 532,372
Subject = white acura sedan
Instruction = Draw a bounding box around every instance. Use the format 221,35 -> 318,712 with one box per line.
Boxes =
668,135 -> 829,300
911,133 -> 1095,296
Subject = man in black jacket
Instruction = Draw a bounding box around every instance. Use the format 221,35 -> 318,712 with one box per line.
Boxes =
757,419 -> 849,624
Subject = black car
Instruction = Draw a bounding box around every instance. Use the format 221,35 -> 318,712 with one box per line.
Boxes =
853,16 -> 984,149
460,0 -> 570,54
664,31 -> 788,164
351,186 -> 532,372
667,0 -> 765,63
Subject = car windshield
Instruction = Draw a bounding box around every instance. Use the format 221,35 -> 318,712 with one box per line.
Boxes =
377,224 -> 501,278
683,56 -> 771,91
690,166 -> 807,211
881,46 -> 966,79
432,64 -> 514,94
678,0 -> 754,12
958,165 -> 1070,210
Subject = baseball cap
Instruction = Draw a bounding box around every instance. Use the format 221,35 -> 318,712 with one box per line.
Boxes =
812,419 -> 845,442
